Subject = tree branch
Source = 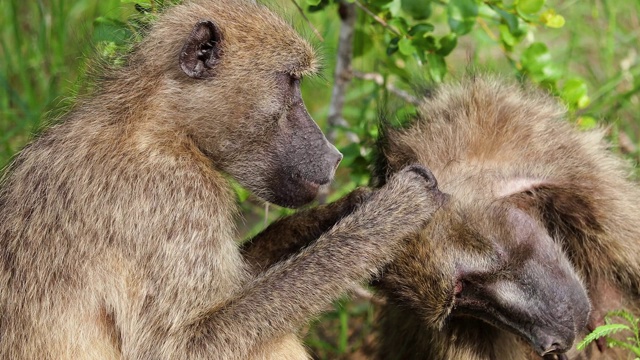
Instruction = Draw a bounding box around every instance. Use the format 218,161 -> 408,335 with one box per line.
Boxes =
289,0 -> 324,42
353,0 -> 402,36
320,1 -> 359,204
352,71 -> 421,105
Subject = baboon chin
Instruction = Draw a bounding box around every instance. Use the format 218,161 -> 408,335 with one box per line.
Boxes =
0,1 -> 445,359
373,75 -> 640,359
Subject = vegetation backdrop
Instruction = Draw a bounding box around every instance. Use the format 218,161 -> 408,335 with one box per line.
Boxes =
1,0 -> 639,358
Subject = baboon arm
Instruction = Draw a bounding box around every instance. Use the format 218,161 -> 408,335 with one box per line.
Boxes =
181,169 -> 442,359
241,188 -> 371,272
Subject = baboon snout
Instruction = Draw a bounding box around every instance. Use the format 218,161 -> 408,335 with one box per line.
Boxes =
325,142 -> 343,173
535,332 -> 572,357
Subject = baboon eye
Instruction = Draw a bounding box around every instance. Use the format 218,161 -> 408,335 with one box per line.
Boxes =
290,74 -> 302,85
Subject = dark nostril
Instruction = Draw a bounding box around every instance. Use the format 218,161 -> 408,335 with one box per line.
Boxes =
541,341 -> 566,356
334,152 -> 343,170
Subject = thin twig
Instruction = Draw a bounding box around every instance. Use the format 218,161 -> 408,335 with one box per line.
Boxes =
289,0 -> 325,42
318,1 -> 359,204
476,17 -> 516,66
353,0 -> 402,36
326,0 -> 360,145
352,70 -> 420,105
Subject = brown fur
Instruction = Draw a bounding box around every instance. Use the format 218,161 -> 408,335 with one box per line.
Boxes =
0,1 -> 446,358
372,76 -> 640,359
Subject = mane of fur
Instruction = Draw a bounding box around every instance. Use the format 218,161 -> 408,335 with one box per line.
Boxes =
374,75 -> 640,359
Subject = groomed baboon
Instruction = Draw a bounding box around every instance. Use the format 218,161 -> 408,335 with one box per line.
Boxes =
372,76 -> 640,359
0,1 -> 447,358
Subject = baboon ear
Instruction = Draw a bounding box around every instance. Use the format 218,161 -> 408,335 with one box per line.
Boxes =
180,20 -> 222,79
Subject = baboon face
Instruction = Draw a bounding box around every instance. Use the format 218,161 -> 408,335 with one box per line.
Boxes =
381,201 -> 590,357
174,6 -> 341,208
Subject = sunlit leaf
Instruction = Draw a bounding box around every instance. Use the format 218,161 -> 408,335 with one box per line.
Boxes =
437,33 -> 457,56
448,0 -> 478,35
516,0 -> 545,15
398,37 -> 417,55
408,23 -> 435,37
490,5 -> 519,34
427,53 -> 447,82
562,78 -> 590,109
499,24 -> 517,47
540,9 -> 565,28
401,0 -> 432,20
577,116 -> 598,130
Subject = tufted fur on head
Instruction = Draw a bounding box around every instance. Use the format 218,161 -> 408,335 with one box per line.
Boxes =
373,75 -> 640,359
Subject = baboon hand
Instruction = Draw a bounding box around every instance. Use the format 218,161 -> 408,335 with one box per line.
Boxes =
343,187 -> 374,211
363,164 -> 447,235
397,164 -> 439,190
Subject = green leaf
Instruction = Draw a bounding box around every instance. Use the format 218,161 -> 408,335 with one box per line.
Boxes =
605,339 -> 640,357
408,23 -> 435,37
412,35 -> 437,52
387,37 -> 400,56
578,323 -> 631,350
308,0 -> 331,12
230,180 -> 251,203
401,0 -> 432,20
437,33 -> 457,56
521,42 -> 552,71
562,78 -> 590,109
93,17 -> 133,46
389,17 -> 410,34
540,9 -> 565,28
398,37 -> 417,56
489,4 -> 519,34
516,0 -> 545,15
499,24 -> 517,47
305,0 -> 322,6
448,0 -> 478,35
427,53 -> 447,82
384,0 -> 403,17
121,0 -> 151,4
606,310 -> 639,327
577,116 -> 597,130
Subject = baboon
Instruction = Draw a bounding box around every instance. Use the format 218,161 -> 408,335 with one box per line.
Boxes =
0,1 -> 447,358
372,76 -> 640,359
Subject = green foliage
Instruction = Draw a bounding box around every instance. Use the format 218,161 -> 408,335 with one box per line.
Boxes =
1,0 -> 640,356
578,310 -> 640,359
303,0 -> 599,200
0,0 -> 130,167
93,0 -> 182,65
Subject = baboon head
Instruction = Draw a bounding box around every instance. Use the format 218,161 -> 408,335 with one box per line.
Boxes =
373,76 -> 594,357
378,193 -> 590,357
142,0 -> 341,207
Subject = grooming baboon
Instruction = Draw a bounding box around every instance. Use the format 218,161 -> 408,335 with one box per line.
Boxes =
0,1 -> 447,358
372,76 -> 640,359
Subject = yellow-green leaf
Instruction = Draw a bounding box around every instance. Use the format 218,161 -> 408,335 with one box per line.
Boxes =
540,9 -> 565,28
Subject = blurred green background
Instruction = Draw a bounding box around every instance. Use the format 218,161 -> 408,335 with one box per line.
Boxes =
1,0 -> 639,358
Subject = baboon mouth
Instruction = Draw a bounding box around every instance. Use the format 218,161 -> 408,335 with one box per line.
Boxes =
293,173 -> 331,188
304,178 -> 330,187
